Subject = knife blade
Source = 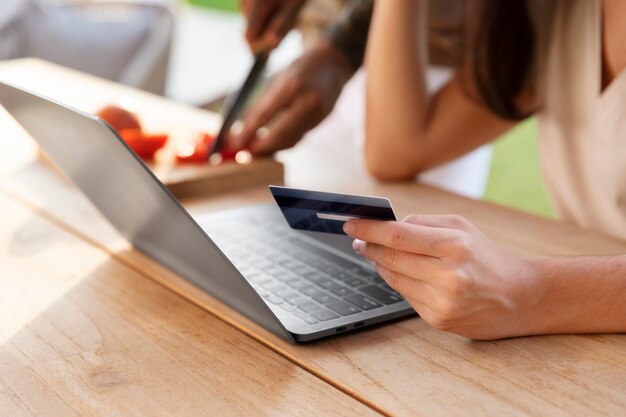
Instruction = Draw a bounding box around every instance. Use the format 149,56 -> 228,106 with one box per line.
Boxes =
209,51 -> 269,157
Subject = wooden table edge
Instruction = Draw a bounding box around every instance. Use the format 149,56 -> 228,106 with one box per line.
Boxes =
0,184 -> 397,417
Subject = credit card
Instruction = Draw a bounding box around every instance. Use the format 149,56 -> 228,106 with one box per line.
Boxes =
269,185 -> 397,235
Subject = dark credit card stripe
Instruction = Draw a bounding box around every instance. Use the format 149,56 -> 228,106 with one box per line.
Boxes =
273,196 -> 396,220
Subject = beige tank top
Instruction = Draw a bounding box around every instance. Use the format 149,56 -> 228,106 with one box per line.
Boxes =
537,0 -> 626,240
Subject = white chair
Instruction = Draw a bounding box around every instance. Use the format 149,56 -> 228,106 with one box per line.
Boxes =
0,0 -> 174,95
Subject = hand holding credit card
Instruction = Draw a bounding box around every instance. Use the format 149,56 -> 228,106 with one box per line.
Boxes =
269,185 -> 397,235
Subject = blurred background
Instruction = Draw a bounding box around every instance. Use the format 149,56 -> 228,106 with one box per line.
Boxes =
0,0 -> 554,218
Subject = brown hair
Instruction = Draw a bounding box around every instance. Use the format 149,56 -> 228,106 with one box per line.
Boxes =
430,1 -> 552,121
469,0 -> 538,120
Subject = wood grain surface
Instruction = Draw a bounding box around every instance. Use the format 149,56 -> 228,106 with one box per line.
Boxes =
0,193 -> 380,417
156,157 -> 284,199
2,59 -> 625,417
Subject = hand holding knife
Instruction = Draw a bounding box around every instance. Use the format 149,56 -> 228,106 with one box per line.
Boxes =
209,51 -> 269,158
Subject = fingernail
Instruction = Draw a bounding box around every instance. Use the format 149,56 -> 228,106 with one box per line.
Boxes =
352,239 -> 364,253
231,120 -> 244,136
343,221 -> 355,236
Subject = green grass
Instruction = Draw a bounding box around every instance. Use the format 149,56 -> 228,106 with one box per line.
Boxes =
188,0 -> 239,13
484,118 -> 556,219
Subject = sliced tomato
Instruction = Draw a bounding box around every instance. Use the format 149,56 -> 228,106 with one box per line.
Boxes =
175,133 -> 212,164
175,132 -> 241,164
212,133 -> 241,160
98,105 -> 142,132
202,132 -> 215,145
118,128 -> 168,160
220,146 -> 239,161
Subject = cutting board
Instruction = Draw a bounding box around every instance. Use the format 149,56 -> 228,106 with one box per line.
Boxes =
0,59 -> 285,200
149,156 -> 284,199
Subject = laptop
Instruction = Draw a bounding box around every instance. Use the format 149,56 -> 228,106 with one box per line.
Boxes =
0,81 -> 415,342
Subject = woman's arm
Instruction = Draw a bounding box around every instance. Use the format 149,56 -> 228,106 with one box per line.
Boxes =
365,0 -> 519,180
528,256 -> 626,335
343,216 -> 626,339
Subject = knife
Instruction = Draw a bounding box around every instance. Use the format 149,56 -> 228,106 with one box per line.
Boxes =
209,51 -> 269,157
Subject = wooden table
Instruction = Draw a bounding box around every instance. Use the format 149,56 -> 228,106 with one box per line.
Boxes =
1,59 -> 625,417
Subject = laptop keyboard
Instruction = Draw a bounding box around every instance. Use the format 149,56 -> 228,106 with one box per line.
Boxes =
206,218 -> 404,325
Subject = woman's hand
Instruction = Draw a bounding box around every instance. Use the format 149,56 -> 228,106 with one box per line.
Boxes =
343,214 -> 540,340
228,39 -> 354,154
240,0 -> 307,52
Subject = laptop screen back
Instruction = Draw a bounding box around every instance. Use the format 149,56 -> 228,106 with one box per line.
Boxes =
0,81 -> 291,342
